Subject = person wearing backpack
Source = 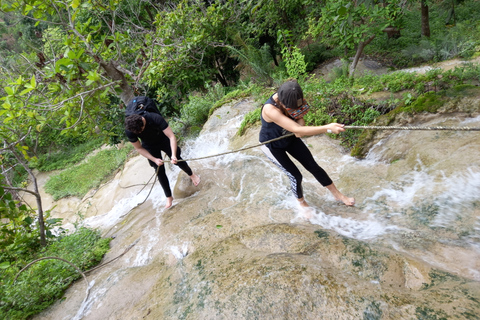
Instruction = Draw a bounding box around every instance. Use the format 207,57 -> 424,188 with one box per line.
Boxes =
124,96 -> 200,209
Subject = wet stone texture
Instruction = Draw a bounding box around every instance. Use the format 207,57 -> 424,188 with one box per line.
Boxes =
144,224 -> 480,320
30,95 -> 480,320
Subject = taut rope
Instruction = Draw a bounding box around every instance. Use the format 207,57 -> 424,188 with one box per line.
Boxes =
345,125 -> 480,131
131,124 -> 478,205
163,133 -> 296,163
163,125 -> 479,163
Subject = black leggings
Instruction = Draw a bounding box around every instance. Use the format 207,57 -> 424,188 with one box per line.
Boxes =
145,144 -> 193,198
261,138 -> 332,199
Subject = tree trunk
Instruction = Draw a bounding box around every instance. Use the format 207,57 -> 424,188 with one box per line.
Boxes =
349,35 -> 376,77
421,0 -> 431,38
99,60 -> 135,105
9,146 -> 46,246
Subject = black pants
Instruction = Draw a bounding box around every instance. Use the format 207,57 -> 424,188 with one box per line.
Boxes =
145,144 -> 193,198
261,138 -> 332,199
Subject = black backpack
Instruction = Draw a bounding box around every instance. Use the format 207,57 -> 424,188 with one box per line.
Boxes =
125,96 -> 161,117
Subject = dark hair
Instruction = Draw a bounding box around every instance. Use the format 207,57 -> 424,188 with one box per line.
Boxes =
125,114 -> 144,134
277,80 -> 303,109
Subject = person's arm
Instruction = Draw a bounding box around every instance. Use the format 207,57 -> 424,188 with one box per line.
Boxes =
162,126 -> 178,164
130,140 -> 164,166
263,104 -> 345,137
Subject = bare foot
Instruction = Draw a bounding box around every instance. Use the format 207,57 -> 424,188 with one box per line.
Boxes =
190,174 -> 200,187
165,196 -> 174,209
297,197 -> 309,208
335,194 -> 355,206
326,183 -> 355,206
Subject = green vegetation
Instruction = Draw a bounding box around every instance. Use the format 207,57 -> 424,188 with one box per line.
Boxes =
238,107 -> 262,136
0,0 -> 480,317
238,61 -> 480,150
33,137 -> 104,172
0,226 -> 111,320
44,144 -> 132,200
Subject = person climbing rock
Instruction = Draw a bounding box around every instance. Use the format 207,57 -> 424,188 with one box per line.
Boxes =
259,80 -> 354,208
125,99 -> 200,209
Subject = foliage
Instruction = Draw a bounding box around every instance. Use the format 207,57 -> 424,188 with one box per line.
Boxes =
145,0 -> 242,104
277,29 -> 307,79
228,42 -> 276,86
403,91 -> 445,114
237,107 -> 262,136
301,42 -> 336,73
368,0 -> 480,67
238,61 -> 480,149
0,185 -> 40,263
308,0 -> 404,74
0,0 -> 479,316
0,227 -> 111,320
44,145 -> 132,200
330,59 -> 351,82
32,137 -> 104,172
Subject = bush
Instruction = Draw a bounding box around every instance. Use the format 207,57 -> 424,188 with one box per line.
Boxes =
301,42 -> 335,73
0,227 -> 111,320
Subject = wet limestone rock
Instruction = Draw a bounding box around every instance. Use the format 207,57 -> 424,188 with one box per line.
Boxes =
173,173 -> 199,199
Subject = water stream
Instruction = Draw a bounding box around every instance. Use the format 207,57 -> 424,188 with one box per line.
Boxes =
32,98 -> 480,319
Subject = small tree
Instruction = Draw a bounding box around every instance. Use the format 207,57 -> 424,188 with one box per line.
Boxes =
308,0 -> 405,76
1,129 -> 47,245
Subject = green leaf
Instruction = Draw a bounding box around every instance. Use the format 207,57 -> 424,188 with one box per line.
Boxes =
20,88 -> 34,96
337,6 -> 347,16
55,58 -> 73,72
2,101 -> 12,109
67,50 -> 76,59
4,87 -> 14,95
72,0 -> 81,9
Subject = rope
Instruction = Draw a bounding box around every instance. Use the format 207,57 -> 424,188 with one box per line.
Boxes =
162,124 -> 479,164
345,125 -> 480,131
129,124 -> 478,206
162,133 -> 296,163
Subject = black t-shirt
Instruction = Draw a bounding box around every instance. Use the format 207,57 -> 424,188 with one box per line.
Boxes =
259,95 -> 295,149
125,112 -> 170,148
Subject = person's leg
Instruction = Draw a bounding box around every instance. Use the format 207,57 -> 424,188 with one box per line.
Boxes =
261,145 -> 306,206
148,160 -> 174,208
286,139 -> 332,186
146,146 -> 174,208
287,139 -> 354,206
162,145 -> 200,186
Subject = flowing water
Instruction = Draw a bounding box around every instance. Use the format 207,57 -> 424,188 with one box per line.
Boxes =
30,97 -> 480,319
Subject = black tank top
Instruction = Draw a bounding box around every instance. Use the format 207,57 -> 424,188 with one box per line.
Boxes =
259,95 -> 295,149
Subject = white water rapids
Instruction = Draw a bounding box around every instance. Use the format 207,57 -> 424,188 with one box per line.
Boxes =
30,98 -> 480,319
